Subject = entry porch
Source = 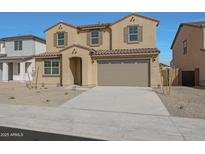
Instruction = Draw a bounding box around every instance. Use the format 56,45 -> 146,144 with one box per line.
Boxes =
0,56 -> 34,82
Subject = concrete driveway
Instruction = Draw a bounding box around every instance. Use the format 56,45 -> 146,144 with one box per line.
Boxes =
62,86 -> 169,116
1,86 -> 205,140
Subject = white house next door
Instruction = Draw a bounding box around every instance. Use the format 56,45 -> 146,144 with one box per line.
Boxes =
0,63 -> 3,80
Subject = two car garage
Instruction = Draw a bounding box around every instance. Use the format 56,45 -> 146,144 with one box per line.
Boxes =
97,59 -> 150,87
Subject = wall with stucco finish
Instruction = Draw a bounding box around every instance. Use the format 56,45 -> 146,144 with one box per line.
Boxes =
172,25 -> 205,86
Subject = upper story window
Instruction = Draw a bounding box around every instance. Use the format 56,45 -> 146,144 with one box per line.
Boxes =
183,40 -> 187,55
14,40 -> 22,51
90,31 -> 99,46
57,32 -> 65,46
128,26 -> 138,43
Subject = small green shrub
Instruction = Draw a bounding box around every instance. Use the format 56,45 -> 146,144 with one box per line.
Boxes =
9,96 -> 15,99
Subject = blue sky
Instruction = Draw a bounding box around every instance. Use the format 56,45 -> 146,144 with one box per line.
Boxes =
0,12 -> 205,64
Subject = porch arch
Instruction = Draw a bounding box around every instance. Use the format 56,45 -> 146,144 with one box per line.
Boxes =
69,57 -> 82,85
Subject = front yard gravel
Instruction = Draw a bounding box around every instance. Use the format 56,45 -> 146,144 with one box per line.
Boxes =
154,86 -> 205,119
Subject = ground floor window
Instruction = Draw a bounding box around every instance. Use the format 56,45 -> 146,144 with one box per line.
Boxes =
44,59 -> 60,75
17,63 -> 20,75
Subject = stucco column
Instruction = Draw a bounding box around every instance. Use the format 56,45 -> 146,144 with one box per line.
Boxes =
2,63 -> 8,81
20,62 -> 25,80
81,58 -> 88,86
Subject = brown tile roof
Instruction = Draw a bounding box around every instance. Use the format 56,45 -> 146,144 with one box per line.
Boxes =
44,13 -> 160,32
91,48 -> 160,57
35,47 -> 159,58
35,44 -> 95,58
77,23 -> 111,29
35,52 -> 61,58
59,44 -> 95,52
171,21 -> 205,49
0,55 -> 33,62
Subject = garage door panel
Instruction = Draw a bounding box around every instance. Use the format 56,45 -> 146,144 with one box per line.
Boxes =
182,71 -> 195,87
97,59 -> 150,86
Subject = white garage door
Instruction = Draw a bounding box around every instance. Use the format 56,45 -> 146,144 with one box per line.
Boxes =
97,59 -> 150,86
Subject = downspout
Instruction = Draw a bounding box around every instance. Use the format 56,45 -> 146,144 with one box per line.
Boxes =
108,27 -> 112,50
203,28 -> 205,49
60,55 -> 63,86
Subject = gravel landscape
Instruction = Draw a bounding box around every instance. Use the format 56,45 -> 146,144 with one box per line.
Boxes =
0,82 -> 85,107
154,86 -> 205,119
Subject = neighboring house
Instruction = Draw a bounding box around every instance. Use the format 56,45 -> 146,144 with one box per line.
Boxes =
160,63 -> 170,70
35,13 -> 161,87
171,22 -> 205,86
0,35 -> 46,82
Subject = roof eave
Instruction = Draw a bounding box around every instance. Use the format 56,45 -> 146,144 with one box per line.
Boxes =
59,44 -> 96,53
0,35 -> 46,44
171,23 -> 205,49
77,25 -> 110,30
0,55 -> 33,62
110,13 -> 160,27
44,21 -> 76,33
35,55 -> 61,59
171,24 -> 183,49
91,52 -> 159,58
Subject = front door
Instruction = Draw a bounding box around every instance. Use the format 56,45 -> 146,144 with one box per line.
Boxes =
70,57 -> 82,85
8,63 -> 13,80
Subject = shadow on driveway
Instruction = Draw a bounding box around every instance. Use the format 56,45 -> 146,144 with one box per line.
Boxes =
0,126 -> 102,141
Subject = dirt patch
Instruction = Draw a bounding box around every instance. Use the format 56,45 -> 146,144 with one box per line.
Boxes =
0,85 -> 85,107
0,81 -> 26,88
154,86 -> 205,119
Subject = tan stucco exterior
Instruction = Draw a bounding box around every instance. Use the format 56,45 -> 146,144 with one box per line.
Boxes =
45,23 -> 78,52
150,55 -> 161,86
35,14 -> 161,87
111,15 -> 157,49
77,29 -> 111,50
45,23 -> 110,52
61,46 -> 97,86
172,24 -> 205,86
35,58 -> 61,85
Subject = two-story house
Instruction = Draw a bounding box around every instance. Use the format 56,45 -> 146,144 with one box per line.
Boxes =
35,13 -> 161,87
0,35 -> 46,81
171,22 -> 205,86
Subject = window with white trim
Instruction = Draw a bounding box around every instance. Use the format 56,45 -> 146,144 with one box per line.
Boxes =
57,32 -> 65,46
44,59 -> 60,75
90,31 -> 99,46
128,26 -> 138,43
14,40 -> 22,51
